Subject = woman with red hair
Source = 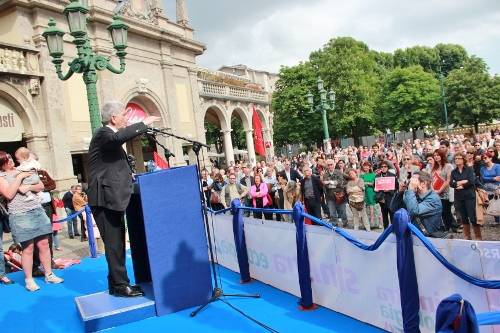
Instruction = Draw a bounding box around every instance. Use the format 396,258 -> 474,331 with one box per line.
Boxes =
0,151 -> 64,291
432,149 -> 454,232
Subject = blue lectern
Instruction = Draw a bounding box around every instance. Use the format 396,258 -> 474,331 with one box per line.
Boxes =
75,166 -> 213,332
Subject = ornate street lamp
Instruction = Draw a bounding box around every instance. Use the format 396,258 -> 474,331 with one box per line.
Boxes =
307,77 -> 335,152
43,0 -> 129,133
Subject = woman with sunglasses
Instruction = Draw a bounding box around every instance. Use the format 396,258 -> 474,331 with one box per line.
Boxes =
480,152 -> 500,193
450,152 -> 480,240
0,151 -> 64,290
480,151 -> 500,225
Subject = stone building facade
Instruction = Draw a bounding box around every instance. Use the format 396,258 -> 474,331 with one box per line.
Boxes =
0,0 -> 274,189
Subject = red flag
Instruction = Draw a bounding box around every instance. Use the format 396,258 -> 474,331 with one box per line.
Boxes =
153,151 -> 169,169
252,106 -> 266,156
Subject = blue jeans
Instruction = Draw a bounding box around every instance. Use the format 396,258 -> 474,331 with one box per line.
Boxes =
0,228 -> 5,278
65,208 -> 80,237
326,199 -> 347,225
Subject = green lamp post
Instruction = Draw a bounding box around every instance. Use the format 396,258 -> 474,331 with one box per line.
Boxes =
307,77 -> 335,152
43,0 -> 129,133
438,72 -> 449,133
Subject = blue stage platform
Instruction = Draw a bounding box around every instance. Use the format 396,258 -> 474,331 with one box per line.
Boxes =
0,253 -> 385,333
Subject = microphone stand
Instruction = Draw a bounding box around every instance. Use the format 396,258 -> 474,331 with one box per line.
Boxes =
145,132 -> 175,166
147,128 -> 260,317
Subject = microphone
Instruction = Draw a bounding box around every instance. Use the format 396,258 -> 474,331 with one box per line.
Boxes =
165,149 -> 175,158
146,127 -> 165,135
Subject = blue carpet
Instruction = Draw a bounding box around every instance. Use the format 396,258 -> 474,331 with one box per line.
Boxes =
0,254 -> 385,333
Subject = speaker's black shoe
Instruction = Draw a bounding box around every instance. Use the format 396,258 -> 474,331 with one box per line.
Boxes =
109,285 -> 144,297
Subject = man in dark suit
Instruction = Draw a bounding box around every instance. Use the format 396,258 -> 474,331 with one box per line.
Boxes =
88,101 -> 160,297
300,166 -> 323,222
281,159 -> 303,182
239,165 -> 254,216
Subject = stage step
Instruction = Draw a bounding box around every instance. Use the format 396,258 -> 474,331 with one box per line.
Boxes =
75,283 -> 155,332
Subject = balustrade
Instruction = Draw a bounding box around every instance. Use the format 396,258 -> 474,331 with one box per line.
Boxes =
199,80 -> 269,103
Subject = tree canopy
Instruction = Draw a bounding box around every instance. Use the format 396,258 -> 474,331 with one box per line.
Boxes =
271,38 -> 498,149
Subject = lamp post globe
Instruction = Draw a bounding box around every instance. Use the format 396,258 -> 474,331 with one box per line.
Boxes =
107,15 -> 129,57
44,1 -> 129,133
308,77 -> 334,153
42,19 -> 65,60
63,0 -> 89,45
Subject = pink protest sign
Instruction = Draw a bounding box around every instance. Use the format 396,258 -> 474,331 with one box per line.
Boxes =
375,177 -> 395,191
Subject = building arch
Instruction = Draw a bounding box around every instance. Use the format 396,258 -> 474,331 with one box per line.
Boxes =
0,81 -> 40,136
229,106 -> 251,131
122,87 -> 170,128
253,106 -> 269,130
201,101 -> 230,131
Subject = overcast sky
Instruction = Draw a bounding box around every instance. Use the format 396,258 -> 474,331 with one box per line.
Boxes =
163,0 -> 500,74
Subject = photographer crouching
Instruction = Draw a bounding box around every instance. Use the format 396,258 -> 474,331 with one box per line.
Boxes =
401,171 -> 443,237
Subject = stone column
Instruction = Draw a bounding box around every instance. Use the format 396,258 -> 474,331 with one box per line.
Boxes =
245,129 -> 256,166
221,129 -> 235,165
160,59 -> 185,166
176,0 -> 189,26
263,128 -> 271,161
268,114 -> 276,157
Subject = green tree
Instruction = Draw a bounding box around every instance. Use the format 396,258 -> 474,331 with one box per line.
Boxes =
230,117 -> 246,149
309,37 -> 380,145
445,56 -> 499,133
272,62 -> 322,148
435,43 -> 468,76
394,46 -> 440,73
205,122 -> 223,153
379,65 -> 441,139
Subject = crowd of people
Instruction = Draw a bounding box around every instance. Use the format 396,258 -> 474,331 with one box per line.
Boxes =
0,126 -> 499,293
204,130 -> 500,240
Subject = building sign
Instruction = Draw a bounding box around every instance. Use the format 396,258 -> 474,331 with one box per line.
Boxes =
125,102 -> 147,126
0,97 -> 24,142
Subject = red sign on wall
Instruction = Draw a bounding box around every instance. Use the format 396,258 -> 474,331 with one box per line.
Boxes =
125,103 -> 147,126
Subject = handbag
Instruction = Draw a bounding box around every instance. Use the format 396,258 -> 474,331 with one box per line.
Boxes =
0,200 -> 9,233
38,170 -> 56,191
486,196 -> 500,217
210,191 -> 221,204
334,191 -> 346,204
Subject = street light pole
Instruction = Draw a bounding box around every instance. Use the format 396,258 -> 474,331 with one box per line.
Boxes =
43,0 -> 129,133
438,65 -> 449,133
307,77 -> 335,153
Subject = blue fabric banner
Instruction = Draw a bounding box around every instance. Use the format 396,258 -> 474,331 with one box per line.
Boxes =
435,294 -> 479,333
84,206 -> 97,258
407,223 -> 500,289
477,311 -> 500,326
393,209 -> 420,333
292,202 -> 314,309
231,199 -> 251,282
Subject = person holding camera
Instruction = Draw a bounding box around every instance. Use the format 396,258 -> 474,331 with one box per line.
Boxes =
402,170 -> 443,236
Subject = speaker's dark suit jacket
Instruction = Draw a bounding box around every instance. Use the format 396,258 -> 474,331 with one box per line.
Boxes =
87,122 -> 148,288
88,123 -> 148,212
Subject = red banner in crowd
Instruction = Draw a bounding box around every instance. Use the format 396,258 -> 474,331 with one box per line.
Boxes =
153,151 -> 169,169
252,106 -> 266,156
